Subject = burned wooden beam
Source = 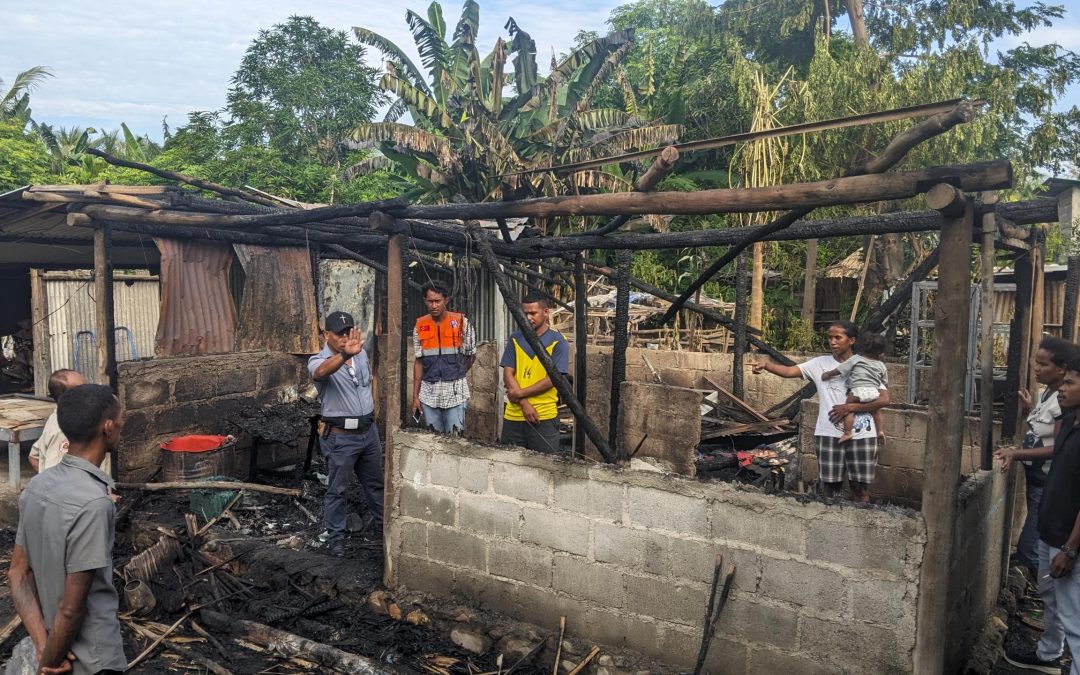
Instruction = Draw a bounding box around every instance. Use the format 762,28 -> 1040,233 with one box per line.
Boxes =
914,185 -> 974,672
609,250 -> 632,455
658,102 -> 983,324
579,145 -> 680,236
469,226 -> 616,462
398,161 -> 1009,221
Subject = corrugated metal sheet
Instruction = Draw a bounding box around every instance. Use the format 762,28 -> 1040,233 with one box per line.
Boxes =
318,259 -> 376,331
233,244 -> 321,354
42,271 -> 160,380
154,239 -> 237,356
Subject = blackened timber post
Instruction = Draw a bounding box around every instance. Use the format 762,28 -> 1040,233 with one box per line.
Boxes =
914,185 -> 974,674
979,195 -> 997,469
1058,187 -> 1078,338
609,250 -> 632,457
381,225 -> 405,587
93,223 -> 118,480
732,252 -> 750,399
469,227 -> 616,462
1003,250 -> 1034,440
574,254 -> 588,458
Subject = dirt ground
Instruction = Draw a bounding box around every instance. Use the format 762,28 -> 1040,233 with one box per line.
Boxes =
0,451 -> 667,675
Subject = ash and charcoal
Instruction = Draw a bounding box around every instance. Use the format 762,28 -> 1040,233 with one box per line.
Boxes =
225,396 -> 320,444
696,436 -> 798,492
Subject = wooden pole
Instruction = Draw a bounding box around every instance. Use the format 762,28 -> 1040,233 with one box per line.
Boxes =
658,105 -> 986,324
913,185 -> 974,674
979,196 -> 998,470
1059,187 -> 1079,338
732,253 -> 750,399
400,162 -> 1009,220
573,254 -> 588,458
580,145 -> 680,236
1002,250 -> 1034,440
29,269 -> 51,398
849,236 -> 875,321
800,239 -> 818,325
1029,243 -> 1046,394
383,228 -> 404,587
609,250 -> 632,456
469,227 -> 616,462
93,224 -> 117,390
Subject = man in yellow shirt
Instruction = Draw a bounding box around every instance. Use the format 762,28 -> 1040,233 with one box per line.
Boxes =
500,292 -> 569,454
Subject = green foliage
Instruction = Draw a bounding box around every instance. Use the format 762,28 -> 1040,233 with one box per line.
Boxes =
225,16 -> 384,165
352,1 -> 679,207
0,120 -> 48,190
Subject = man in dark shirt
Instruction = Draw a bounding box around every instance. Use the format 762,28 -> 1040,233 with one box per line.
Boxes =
7,384 -> 127,675
1006,357 -> 1080,674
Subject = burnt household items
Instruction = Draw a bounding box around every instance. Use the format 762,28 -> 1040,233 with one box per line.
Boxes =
752,321 -> 889,502
500,293 -> 570,454
411,282 -> 477,435
308,312 -> 384,556
7,384 -> 127,675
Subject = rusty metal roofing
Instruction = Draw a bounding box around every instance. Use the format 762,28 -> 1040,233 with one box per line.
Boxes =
154,238 -> 237,356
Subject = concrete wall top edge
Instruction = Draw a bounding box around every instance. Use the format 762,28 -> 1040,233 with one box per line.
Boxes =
396,429 -> 923,529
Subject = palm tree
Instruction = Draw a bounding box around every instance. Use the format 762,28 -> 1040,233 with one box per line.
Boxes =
1,66 -> 52,127
352,1 -> 679,210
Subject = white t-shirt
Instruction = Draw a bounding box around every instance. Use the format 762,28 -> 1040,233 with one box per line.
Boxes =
798,355 -> 880,439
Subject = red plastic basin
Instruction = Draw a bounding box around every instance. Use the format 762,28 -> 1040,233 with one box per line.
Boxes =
160,435 -> 229,453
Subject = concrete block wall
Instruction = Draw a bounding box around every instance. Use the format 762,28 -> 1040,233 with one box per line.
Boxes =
581,346 -> 909,433
117,351 -> 307,480
798,401 -> 993,506
618,382 -> 701,475
947,469 -> 1008,671
388,431 -> 926,674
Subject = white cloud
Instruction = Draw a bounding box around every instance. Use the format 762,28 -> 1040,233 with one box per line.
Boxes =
0,0 -> 620,140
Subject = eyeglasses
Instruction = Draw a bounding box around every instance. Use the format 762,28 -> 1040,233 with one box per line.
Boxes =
346,363 -> 359,387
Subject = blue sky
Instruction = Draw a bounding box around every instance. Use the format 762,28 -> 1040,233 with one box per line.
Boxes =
3,0 -> 1080,142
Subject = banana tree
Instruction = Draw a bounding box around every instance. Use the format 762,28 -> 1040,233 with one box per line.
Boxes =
352,0 -> 680,212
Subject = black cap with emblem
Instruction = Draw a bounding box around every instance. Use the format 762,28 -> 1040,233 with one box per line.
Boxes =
324,311 -> 356,333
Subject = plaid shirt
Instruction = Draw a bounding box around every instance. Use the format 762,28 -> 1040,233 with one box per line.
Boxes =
413,318 -> 477,408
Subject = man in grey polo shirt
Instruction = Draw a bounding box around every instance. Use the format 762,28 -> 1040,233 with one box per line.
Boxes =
8,384 -> 126,675
309,311 -> 384,556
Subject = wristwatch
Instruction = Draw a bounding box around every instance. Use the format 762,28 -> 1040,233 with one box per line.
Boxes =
1062,544 -> 1078,560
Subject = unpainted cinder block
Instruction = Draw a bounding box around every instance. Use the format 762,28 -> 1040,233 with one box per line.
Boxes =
457,492 -> 523,539
670,539 -> 763,595
709,501 -> 806,556
399,483 -> 455,526
428,524 -> 487,570
759,558 -> 847,613
658,625 -> 747,674
713,597 -> 800,650
520,506 -> 590,556
396,553 -> 454,593
627,486 -> 708,537
746,648 -> 836,675
493,462 -> 552,504
488,540 -> 553,587
398,443 -> 431,485
804,520 -> 919,577
850,578 -> 915,626
796,615 -> 908,673
623,574 -> 708,626
552,554 -> 626,609
430,452 -> 490,493
553,477 -> 624,522
583,607 -> 660,654
594,523 -> 672,576
123,379 -> 170,409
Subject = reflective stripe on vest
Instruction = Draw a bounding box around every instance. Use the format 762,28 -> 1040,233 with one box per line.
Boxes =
416,312 -> 468,383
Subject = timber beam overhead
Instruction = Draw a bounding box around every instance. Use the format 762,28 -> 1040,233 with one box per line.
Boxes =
62,161 -> 1013,228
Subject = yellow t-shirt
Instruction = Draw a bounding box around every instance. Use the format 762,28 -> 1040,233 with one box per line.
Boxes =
501,330 -> 569,422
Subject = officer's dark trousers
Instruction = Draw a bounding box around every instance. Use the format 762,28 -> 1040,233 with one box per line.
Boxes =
320,426 -> 384,540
